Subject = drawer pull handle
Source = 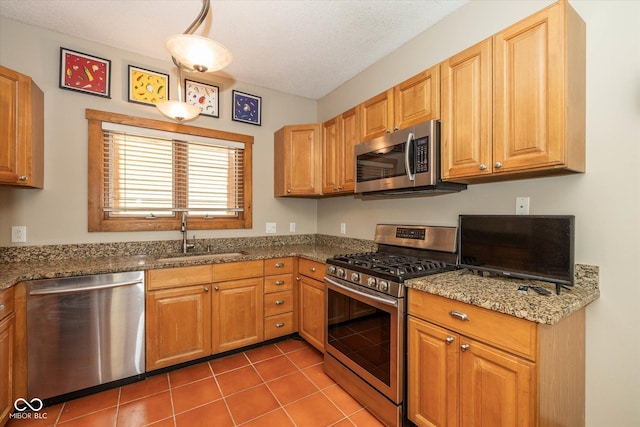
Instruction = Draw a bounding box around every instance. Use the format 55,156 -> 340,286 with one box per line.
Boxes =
275,280 -> 285,285
275,300 -> 285,305
445,336 -> 454,344
449,310 -> 469,321
275,263 -> 285,268
309,266 -> 316,272
275,322 -> 285,328
461,344 -> 470,352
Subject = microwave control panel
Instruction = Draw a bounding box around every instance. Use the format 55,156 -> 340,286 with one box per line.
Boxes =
415,137 -> 430,172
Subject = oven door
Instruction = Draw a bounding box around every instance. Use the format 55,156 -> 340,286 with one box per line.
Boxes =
325,276 -> 404,404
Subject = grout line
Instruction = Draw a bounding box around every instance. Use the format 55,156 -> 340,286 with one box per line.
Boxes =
166,373 -> 177,427
113,387 -> 121,427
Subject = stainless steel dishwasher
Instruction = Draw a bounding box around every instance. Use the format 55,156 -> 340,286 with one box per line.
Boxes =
26,271 -> 145,401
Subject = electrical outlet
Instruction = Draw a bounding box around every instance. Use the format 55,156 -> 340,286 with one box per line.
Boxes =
516,197 -> 530,215
340,223 -> 346,235
11,226 -> 27,243
289,222 -> 296,233
266,222 -> 277,234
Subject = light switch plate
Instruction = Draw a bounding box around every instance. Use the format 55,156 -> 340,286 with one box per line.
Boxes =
340,223 -> 346,234
266,222 -> 277,234
289,222 -> 296,233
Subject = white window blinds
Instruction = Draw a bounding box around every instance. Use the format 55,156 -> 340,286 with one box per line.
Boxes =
101,123 -> 244,217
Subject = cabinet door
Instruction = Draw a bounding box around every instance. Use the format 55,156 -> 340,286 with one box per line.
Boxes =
395,65 -> 440,129
440,38 -> 493,181
459,338 -> 535,427
0,314 -> 15,426
493,1 -> 569,173
322,116 -> 340,194
146,285 -> 212,370
298,276 -> 325,352
359,88 -> 394,141
339,107 -> 359,192
274,124 -> 322,196
212,278 -> 264,353
407,316 -> 458,427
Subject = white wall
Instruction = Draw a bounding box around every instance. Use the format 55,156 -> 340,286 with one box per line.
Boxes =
317,1 -> 640,426
0,17 -> 319,245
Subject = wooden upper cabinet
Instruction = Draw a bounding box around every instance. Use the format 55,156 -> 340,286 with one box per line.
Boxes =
442,0 -> 585,183
0,66 -> 44,188
360,66 -> 441,142
493,0 -> 585,175
274,124 -> 322,197
322,106 -> 359,194
441,38 -> 493,181
394,65 -> 440,130
359,88 -> 394,141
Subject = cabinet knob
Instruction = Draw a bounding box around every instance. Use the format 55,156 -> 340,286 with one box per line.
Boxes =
0,304 -> 4,312
275,300 -> 285,305
275,322 -> 285,328
394,125 -> 399,131
309,266 -> 316,272
334,186 -> 338,190
214,286 -> 219,291
275,280 -> 285,285
385,128 -> 392,133
461,344 -> 470,352
445,336 -> 454,345
449,310 -> 470,321
296,276 -> 300,281
494,162 -> 502,169
287,189 -> 291,193
479,164 -> 487,171
204,287 -> 209,292
275,263 -> 285,268
337,185 -> 343,190
18,176 -> 28,181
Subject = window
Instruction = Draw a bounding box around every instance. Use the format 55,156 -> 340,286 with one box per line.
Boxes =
87,109 -> 252,232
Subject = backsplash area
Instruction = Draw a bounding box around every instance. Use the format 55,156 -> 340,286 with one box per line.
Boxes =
0,234 -> 377,263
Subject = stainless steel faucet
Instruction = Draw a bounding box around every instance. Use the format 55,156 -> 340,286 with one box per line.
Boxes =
181,212 -> 195,254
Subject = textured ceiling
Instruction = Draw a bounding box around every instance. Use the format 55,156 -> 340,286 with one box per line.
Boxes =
0,0 -> 468,99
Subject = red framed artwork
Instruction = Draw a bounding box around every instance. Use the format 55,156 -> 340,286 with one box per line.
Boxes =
59,47 -> 111,98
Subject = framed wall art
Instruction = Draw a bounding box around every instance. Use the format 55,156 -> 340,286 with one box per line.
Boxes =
59,47 -> 111,98
185,79 -> 219,118
232,90 -> 261,126
128,65 -> 169,106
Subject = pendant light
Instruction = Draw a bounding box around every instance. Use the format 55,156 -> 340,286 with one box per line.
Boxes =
156,0 -> 232,122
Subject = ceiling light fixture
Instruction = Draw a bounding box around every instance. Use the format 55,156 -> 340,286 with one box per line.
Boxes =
156,0 -> 232,122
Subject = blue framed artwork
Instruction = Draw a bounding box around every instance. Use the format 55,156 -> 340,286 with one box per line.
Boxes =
232,90 -> 261,126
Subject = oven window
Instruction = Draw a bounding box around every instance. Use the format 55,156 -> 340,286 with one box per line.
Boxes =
327,288 -> 391,386
356,142 -> 408,182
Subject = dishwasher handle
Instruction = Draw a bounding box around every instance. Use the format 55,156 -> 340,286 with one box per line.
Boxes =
29,279 -> 143,296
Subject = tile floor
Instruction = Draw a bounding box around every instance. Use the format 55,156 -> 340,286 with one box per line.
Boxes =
8,338 -> 384,427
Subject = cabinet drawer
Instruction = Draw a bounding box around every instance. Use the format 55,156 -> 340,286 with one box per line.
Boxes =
408,289 -> 537,360
0,287 -> 15,321
264,312 -> 295,339
264,291 -> 294,316
264,274 -> 294,293
264,257 -> 294,275
214,260 -> 263,282
147,266 -> 212,290
298,258 -> 325,282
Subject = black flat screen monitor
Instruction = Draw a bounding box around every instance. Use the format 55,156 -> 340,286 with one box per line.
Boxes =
458,215 -> 575,287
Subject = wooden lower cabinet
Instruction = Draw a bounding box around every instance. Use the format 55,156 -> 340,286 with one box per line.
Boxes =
407,289 -> 585,427
146,285 -> 212,370
0,312 -> 15,426
297,258 -> 326,352
212,277 -> 263,353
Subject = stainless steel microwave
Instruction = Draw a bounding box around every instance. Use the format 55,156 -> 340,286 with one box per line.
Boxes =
354,120 -> 466,197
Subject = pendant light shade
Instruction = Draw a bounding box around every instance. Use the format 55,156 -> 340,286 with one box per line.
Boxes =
156,100 -> 202,122
166,34 -> 232,73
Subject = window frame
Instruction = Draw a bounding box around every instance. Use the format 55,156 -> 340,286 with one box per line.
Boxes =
87,109 -> 253,232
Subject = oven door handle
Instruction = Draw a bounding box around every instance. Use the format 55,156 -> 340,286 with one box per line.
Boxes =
404,132 -> 415,182
325,276 -> 398,308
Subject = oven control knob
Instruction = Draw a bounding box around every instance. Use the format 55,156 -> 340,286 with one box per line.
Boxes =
367,277 -> 377,288
351,272 -> 361,282
328,266 -> 337,275
379,281 -> 389,292
337,268 -> 346,278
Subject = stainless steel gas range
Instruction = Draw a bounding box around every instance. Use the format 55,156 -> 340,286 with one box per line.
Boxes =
324,224 -> 459,427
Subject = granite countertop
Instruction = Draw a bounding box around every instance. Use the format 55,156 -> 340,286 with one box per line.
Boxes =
0,244 -> 349,290
405,264 -> 600,325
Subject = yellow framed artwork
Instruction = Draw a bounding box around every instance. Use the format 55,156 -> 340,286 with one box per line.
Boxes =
128,65 -> 169,106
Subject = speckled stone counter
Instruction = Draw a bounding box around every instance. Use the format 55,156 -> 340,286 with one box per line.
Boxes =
0,242 -> 369,290
405,264 -> 599,325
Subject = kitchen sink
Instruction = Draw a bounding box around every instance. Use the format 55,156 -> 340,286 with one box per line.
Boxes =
155,251 -> 248,263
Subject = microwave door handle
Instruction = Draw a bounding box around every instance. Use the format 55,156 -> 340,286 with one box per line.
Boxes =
405,132 -> 415,181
